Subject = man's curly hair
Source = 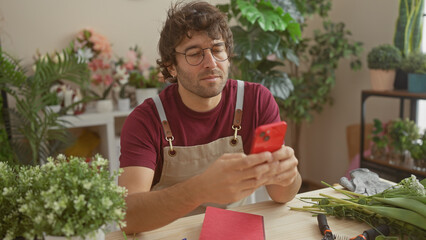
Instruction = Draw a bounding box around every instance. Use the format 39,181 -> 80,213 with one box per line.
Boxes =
156,1 -> 233,83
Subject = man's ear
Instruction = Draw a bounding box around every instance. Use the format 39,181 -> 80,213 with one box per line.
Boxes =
167,65 -> 177,78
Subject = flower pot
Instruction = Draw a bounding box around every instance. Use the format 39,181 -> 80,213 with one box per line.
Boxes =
45,104 -> 61,113
407,73 -> 426,93
135,88 -> 158,105
117,98 -> 131,111
96,99 -> 113,113
44,229 -> 105,240
369,69 -> 395,91
394,69 -> 408,90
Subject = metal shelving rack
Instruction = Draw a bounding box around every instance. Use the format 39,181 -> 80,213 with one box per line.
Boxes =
360,90 -> 426,182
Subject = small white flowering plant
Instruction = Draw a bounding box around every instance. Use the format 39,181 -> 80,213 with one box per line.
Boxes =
0,162 -> 40,240
0,154 -> 127,239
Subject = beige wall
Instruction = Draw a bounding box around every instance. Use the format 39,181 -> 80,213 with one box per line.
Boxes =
1,0 -> 402,185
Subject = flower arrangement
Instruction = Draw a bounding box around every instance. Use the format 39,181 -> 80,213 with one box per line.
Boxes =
72,28 -> 114,100
88,58 -> 114,100
72,28 -> 112,63
0,155 -> 127,239
116,45 -> 162,89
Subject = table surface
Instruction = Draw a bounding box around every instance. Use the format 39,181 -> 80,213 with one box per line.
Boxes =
107,187 -> 371,240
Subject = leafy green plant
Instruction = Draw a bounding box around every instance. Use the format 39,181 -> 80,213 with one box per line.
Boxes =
275,0 -> 363,155
217,0 -> 301,100
400,52 -> 426,74
0,162 -> 38,239
291,175 -> 426,239
0,47 -> 91,165
387,118 -> 420,154
411,130 -> 426,161
371,119 -> 389,149
394,0 -> 424,57
0,155 -> 127,239
367,44 -> 402,70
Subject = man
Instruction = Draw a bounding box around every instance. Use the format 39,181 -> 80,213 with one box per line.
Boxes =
119,1 -> 302,234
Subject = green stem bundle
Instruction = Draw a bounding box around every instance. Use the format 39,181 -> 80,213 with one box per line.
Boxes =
290,176 -> 426,239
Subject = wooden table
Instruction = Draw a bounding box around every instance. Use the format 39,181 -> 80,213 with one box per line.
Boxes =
107,187 -> 371,240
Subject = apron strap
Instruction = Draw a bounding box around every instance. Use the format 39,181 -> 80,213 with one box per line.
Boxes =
153,95 -> 175,153
232,80 -> 244,142
154,80 -> 245,148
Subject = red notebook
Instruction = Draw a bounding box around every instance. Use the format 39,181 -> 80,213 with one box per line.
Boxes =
199,206 -> 265,240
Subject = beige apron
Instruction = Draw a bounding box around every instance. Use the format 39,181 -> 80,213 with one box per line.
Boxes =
152,80 -> 248,215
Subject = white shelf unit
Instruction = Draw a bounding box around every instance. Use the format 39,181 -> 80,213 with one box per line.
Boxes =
59,108 -> 131,172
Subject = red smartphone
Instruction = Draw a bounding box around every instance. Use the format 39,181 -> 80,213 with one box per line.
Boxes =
250,121 -> 287,154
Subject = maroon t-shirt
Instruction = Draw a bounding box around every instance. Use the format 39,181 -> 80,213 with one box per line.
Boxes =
119,79 -> 281,186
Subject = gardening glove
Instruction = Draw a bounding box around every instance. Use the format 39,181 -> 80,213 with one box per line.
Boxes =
339,168 -> 392,196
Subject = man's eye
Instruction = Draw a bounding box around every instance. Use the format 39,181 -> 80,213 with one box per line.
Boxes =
212,46 -> 225,53
186,50 -> 202,57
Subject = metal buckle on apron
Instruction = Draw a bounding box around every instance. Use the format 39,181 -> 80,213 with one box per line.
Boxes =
230,125 -> 241,146
166,136 -> 176,156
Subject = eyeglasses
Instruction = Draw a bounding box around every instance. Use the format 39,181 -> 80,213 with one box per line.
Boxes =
175,43 -> 229,66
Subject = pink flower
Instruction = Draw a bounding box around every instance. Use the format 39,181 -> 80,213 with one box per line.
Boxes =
126,50 -> 138,64
124,61 -> 134,71
91,74 -> 103,85
103,74 -> 114,86
138,55 -> 151,72
90,32 -> 112,57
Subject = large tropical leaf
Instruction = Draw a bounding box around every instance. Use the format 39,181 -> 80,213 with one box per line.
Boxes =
252,69 -> 293,100
238,0 -> 287,32
232,26 -> 281,62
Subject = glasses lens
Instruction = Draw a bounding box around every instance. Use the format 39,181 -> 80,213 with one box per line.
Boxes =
183,46 -> 229,66
185,48 -> 204,66
211,45 -> 228,61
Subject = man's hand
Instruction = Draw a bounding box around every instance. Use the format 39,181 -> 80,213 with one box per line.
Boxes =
192,152 -> 273,204
262,145 -> 302,203
262,146 -> 299,187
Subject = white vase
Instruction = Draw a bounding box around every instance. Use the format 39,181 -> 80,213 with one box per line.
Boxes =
96,99 -> 113,113
135,88 -> 158,105
44,229 -> 105,240
117,98 -> 131,111
45,104 -> 61,113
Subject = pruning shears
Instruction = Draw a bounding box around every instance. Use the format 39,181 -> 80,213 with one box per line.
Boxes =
317,214 -> 391,240
317,214 -> 335,240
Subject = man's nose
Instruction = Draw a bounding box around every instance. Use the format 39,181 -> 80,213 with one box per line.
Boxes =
202,49 -> 217,68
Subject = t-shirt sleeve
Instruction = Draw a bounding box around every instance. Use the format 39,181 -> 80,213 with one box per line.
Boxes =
119,103 -> 161,170
256,84 -> 281,125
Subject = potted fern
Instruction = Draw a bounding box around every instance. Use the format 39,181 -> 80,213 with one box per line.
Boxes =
0,47 -> 91,165
367,44 -> 402,91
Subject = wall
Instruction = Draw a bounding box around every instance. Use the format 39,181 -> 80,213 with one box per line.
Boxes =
299,0 -> 401,185
1,0 -> 402,185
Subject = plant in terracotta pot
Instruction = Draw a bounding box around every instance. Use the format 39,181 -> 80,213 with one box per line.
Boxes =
0,154 -> 127,239
367,44 -> 402,91
369,118 -> 389,160
387,118 -> 420,166
400,52 -> 426,93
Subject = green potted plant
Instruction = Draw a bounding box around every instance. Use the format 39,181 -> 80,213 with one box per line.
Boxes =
0,154 -> 127,239
400,52 -> 426,93
367,44 -> 402,91
0,47 -> 91,165
217,0 -> 301,100
387,118 -> 420,166
411,130 -> 426,170
369,118 -> 389,160
393,0 -> 424,90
